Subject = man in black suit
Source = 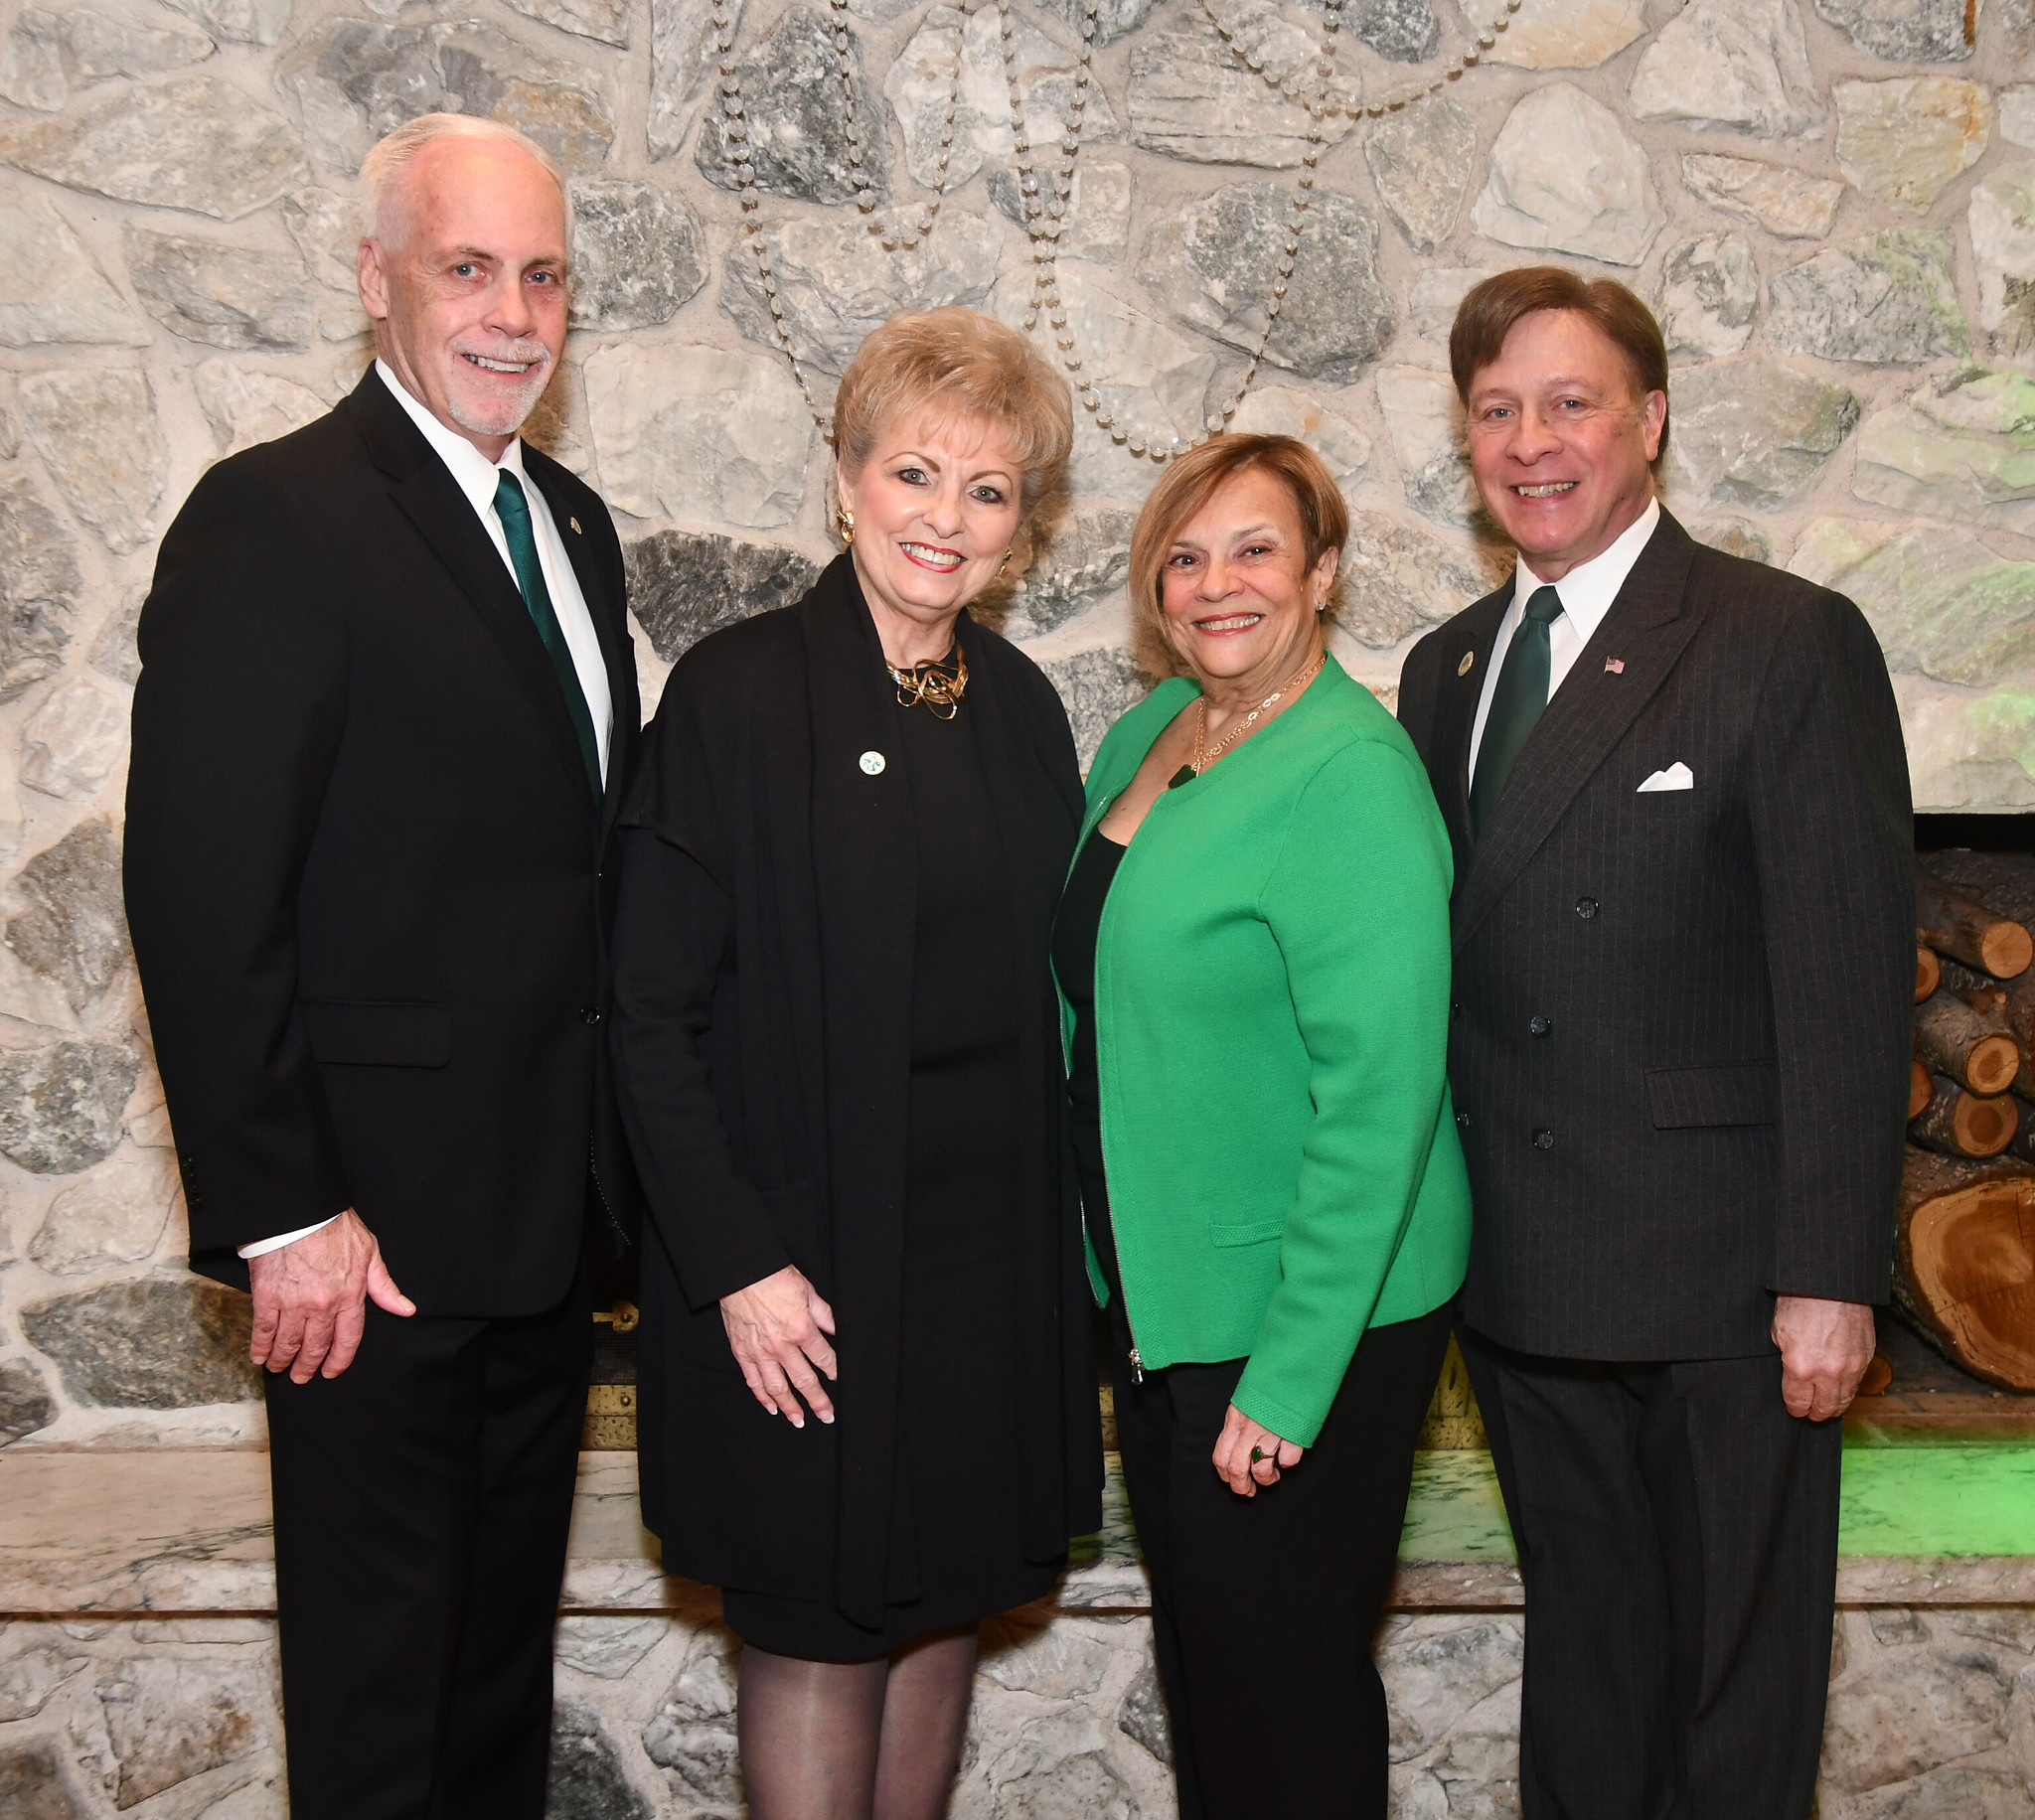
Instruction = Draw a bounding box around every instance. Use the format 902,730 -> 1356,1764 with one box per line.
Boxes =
1396,268 -> 1912,1817
124,112 -> 640,1820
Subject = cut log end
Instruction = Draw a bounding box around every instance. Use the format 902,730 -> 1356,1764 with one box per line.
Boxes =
1912,1073 -> 2018,1158
1982,922 -> 2035,981
1917,944 -> 1941,1002
1965,1034 -> 2023,1097
1910,1058 -> 1932,1121
1858,1353 -> 1894,1398
1896,1161 -> 2035,1393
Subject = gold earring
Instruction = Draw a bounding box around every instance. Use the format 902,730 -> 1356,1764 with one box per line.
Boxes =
836,506 -> 855,545
997,546 -> 1013,579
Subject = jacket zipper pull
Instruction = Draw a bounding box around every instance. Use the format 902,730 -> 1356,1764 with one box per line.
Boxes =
1128,1346 -> 1145,1385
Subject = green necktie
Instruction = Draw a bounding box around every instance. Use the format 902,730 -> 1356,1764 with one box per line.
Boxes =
494,470 -> 603,804
1470,584 -> 1564,836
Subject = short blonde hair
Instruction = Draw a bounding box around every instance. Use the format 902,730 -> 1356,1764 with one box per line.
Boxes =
361,113 -> 571,249
833,307 -> 1073,512
1127,434 -> 1349,629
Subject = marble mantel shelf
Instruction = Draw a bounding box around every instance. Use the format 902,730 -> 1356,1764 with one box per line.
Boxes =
4,1446 -> 2033,1620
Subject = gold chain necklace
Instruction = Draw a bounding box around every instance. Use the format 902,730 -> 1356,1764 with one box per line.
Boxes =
1168,652 -> 1327,789
888,645 -> 970,718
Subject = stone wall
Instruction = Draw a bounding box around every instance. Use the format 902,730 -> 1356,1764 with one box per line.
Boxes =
0,0 -> 2030,1507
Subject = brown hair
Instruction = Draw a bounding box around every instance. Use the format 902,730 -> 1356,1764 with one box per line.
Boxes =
833,306 -> 1073,512
1448,267 -> 1670,463
1127,434 -> 1349,632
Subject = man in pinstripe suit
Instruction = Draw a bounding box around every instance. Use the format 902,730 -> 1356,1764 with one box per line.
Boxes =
1396,268 -> 1914,1817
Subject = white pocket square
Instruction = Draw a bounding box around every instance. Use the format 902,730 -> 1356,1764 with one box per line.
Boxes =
1637,762 -> 1694,793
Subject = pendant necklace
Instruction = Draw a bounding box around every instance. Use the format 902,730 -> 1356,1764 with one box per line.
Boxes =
888,644 -> 970,718
1168,652 -> 1327,789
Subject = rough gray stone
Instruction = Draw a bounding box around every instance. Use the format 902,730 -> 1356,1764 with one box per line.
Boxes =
720,209 -> 1001,375
0,196 -> 149,348
1483,0 -> 1646,68
1854,1768 -> 2035,1818
94,1655 -> 267,1807
0,1644 -> 83,1717
642,1635 -> 742,1806
0,75 -> 305,220
1658,231 -> 1760,361
1365,96 -> 1476,252
29,1153 -> 177,1276
2004,83 -> 2035,149
1375,366 -> 1478,529
1679,154 -> 1844,240
1042,0 -> 1153,42
279,187 -> 358,291
979,1710 -> 1132,1820
1115,1656 -> 1173,1766
0,7 -> 214,110
554,1617 -> 669,1680
1229,384 -> 1371,485
4,822 -> 129,1016
1813,0 -> 1970,62
696,6 -> 886,205
1690,517 -> 1774,563
124,225 -> 314,351
0,480 -> 80,702
160,0 -> 293,47
1127,26 -> 1356,168
567,179 -> 704,332
20,1277 -> 257,1407
624,531 -> 823,662
1970,161 -> 2035,359
277,19 -> 615,177
586,343 -> 818,531
979,1618 -> 1114,1698
20,682 -> 131,801
88,589 -> 142,688
1667,359 -> 1861,512
192,361 -> 330,456
1340,511 -> 1506,650
1766,228 -> 1967,365
1342,0 -> 1442,61
988,160 -> 1133,264
1472,82 -> 1664,266
1851,369 -> 2035,532
1823,1645 -> 2014,1793
504,0 -> 630,48
1409,266 -> 1498,341
1627,0 -> 1822,138
1139,182 -> 1393,385
0,1741 -> 89,1819
1007,502 -> 1136,640
0,1357 -> 58,1446
1834,77 -> 1990,213
19,370 -> 166,555
647,0 -> 738,162
548,1700 -> 653,1819
0,1040 -> 140,1175
1040,646 -> 1158,769
1377,1618 -> 1523,1758
1871,1608 -> 1934,1645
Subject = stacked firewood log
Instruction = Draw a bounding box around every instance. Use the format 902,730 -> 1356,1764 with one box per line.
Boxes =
1902,854 -> 2035,1392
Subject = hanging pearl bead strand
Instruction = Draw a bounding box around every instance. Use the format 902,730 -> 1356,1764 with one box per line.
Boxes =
831,0 -> 978,252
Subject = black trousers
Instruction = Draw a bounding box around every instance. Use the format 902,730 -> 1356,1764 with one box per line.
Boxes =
1106,1295 -> 1452,1820
1459,1326 -> 1842,1820
263,1258 -> 592,1820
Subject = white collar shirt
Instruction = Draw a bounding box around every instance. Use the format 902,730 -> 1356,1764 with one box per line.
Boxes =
1468,496 -> 1661,783
374,361 -> 612,784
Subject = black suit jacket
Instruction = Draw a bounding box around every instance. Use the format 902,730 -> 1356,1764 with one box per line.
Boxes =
610,555 -> 1103,1624
126,369 -> 642,1315
1397,509 -> 1913,1359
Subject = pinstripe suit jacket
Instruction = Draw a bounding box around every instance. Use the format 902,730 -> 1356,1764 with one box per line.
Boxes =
1397,509 -> 1913,1359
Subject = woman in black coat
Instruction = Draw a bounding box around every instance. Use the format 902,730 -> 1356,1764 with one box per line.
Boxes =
610,307 -> 1101,1819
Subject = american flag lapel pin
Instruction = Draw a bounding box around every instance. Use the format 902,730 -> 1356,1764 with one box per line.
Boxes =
1605,657 -> 1625,674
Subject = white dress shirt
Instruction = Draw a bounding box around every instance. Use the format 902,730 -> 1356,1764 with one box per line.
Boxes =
237,364 -> 616,1262
1468,497 -> 1661,784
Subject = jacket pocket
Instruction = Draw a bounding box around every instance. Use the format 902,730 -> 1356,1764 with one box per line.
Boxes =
1210,1217 -> 1286,1248
1644,1060 -> 1778,1129
299,999 -> 452,1068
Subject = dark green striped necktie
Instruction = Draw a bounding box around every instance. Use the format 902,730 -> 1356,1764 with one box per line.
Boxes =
494,470 -> 602,804
1471,584 -> 1564,836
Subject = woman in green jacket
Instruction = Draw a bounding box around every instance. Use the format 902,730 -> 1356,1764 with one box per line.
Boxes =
1052,434 -> 1471,1820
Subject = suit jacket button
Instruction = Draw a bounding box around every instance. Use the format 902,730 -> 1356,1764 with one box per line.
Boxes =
1532,1127 -> 1554,1149
579,1005 -> 603,1025
1575,896 -> 1600,919
1451,1000 -> 1462,1020
1529,1015 -> 1551,1037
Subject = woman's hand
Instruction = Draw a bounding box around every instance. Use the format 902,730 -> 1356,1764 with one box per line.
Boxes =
720,1266 -> 838,1428
1212,1403 -> 1303,1497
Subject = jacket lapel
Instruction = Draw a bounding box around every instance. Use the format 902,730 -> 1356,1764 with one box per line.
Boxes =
1452,511 -> 1705,955
1430,584 -> 1510,871
343,372 -> 604,810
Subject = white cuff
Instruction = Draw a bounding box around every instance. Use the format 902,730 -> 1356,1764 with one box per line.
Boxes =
237,1216 -> 341,1260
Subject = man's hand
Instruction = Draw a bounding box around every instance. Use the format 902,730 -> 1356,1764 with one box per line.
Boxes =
247,1210 -> 414,1383
1773,1294 -> 1875,1422
720,1265 -> 837,1429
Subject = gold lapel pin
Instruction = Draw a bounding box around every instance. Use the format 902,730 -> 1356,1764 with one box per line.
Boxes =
568,517 -> 583,534
1457,651 -> 1476,677
1605,657 -> 1625,675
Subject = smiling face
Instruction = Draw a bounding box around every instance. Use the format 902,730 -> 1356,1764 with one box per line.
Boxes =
836,409 -> 1025,666
1157,465 -> 1336,697
358,136 -> 569,461
1466,308 -> 1666,583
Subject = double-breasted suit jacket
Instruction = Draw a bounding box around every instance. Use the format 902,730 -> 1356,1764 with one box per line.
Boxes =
126,368 -> 643,1311
1396,509 -> 1914,1360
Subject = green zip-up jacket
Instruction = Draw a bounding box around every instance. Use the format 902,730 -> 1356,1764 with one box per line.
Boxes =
1064,658 -> 1471,1446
